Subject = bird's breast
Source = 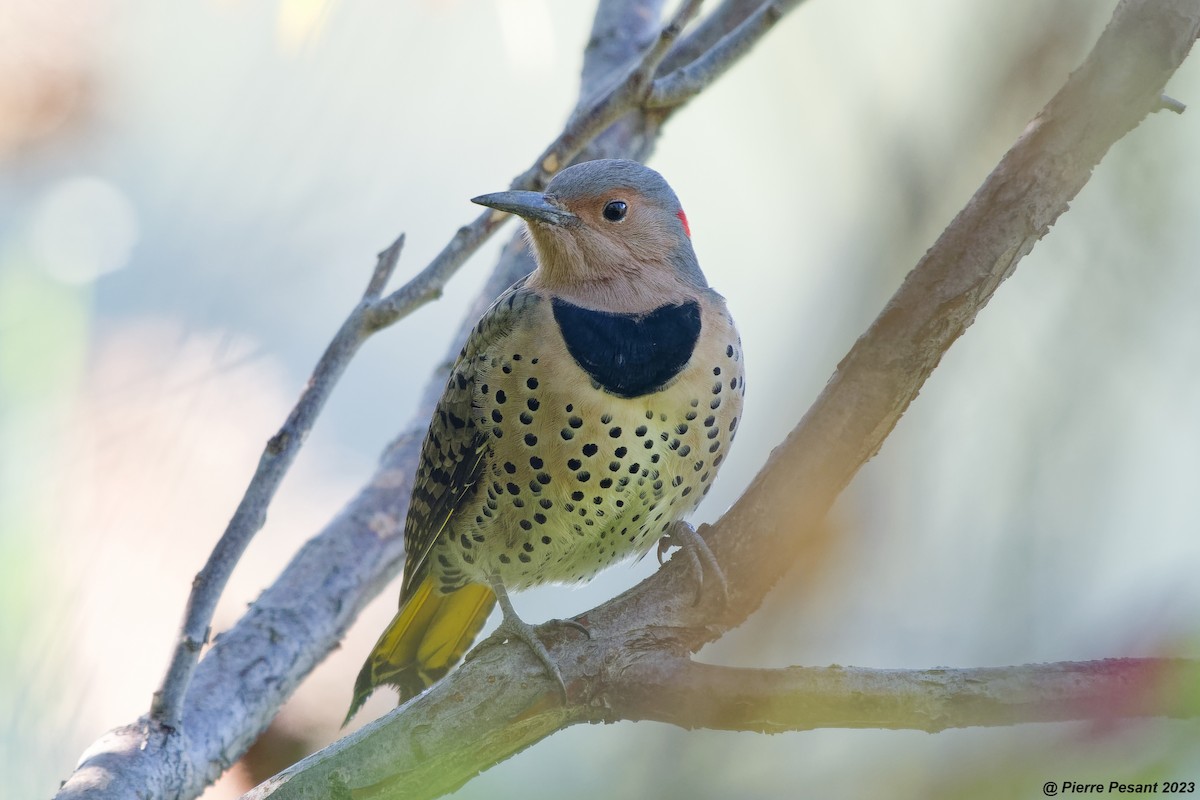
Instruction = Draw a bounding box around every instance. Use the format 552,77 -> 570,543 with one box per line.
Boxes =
427,293 -> 744,591
550,298 -> 701,398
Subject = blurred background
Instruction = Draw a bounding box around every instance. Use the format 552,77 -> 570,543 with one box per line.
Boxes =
2,0 -> 1198,797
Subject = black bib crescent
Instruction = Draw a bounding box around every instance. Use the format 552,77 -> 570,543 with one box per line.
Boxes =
551,298 -> 701,399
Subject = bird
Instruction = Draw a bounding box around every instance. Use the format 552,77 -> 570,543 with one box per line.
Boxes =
345,158 -> 745,723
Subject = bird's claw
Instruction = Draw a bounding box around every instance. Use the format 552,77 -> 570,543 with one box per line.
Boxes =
548,617 -> 592,640
656,536 -> 671,566
485,615 -> 589,700
658,521 -> 729,608
476,579 -> 590,701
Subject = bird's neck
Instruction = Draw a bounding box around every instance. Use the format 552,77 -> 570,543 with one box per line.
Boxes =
528,265 -> 695,315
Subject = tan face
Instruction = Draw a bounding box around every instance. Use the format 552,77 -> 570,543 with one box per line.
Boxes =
471,159 -> 705,313
528,187 -> 686,289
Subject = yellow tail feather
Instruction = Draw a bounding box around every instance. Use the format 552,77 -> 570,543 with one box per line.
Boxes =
345,578 -> 495,725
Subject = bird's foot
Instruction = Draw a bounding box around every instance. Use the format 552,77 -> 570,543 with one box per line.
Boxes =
473,579 -> 589,700
657,520 -> 729,608
477,615 -> 589,700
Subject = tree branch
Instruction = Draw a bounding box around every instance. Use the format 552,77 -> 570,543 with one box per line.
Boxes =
149,235 -> 408,731
237,0 -> 1200,796
244,645 -> 1200,800
605,658 -> 1200,733
661,0 -> 772,74
648,1 -> 788,109
510,0 -> 701,191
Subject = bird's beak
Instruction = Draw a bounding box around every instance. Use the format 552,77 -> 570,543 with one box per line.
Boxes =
471,191 -> 579,227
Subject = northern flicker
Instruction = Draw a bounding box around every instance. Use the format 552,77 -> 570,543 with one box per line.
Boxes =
346,159 -> 745,722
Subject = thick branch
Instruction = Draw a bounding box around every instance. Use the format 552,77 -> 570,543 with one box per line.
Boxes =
241,0 -> 1200,796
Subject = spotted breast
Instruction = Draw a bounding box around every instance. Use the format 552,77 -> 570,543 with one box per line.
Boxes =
434,283 -> 744,592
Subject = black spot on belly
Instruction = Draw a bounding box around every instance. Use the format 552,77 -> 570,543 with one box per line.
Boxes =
551,299 -> 701,398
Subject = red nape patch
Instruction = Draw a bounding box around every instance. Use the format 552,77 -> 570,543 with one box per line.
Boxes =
676,208 -> 691,237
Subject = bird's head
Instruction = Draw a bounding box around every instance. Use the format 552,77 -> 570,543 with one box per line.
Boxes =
473,159 -> 706,311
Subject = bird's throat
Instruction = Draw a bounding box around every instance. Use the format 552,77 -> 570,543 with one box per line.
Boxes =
550,298 -> 701,398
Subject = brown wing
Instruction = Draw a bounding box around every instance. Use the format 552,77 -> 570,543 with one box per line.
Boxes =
399,279 -> 540,603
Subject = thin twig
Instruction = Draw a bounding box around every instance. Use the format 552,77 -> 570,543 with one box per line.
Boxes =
365,213 -> 505,331
363,235 -> 407,300
661,0 -> 766,73
512,0 -> 704,189
150,236 -> 406,730
648,1 -> 786,108
1158,93 -> 1188,113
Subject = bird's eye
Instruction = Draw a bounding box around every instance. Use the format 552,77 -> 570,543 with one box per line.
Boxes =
602,200 -> 627,222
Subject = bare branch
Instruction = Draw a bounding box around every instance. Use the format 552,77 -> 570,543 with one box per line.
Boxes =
363,213 -> 505,332
648,1 -> 787,108
1158,93 -> 1188,114
150,235 -> 407,730
244,649 -> 1200,800
661,0 -> 771,73
363,235 -> 406,301
512,0 -> 703,190
605,658 -> 1200,733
